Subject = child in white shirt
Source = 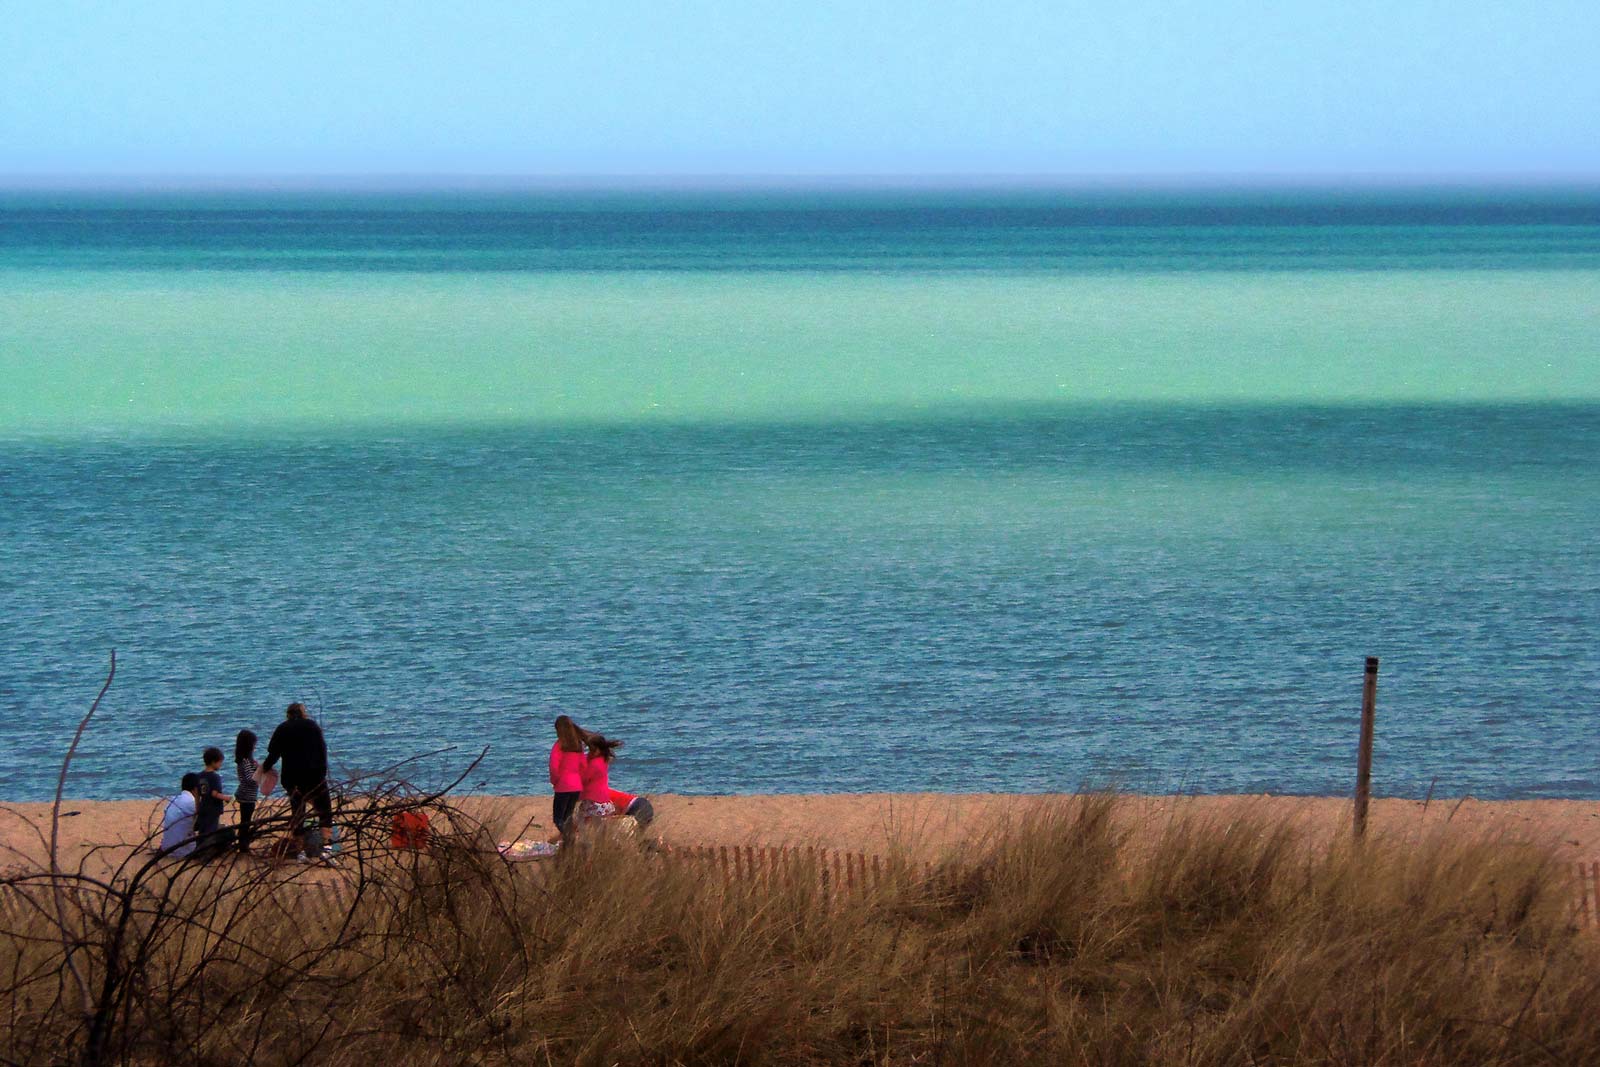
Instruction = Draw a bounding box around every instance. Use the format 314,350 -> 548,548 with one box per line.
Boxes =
159,773 -> 202,859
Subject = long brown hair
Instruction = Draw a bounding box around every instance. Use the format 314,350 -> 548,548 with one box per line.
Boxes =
585,734 -> 623,764
554,715 -> 588,753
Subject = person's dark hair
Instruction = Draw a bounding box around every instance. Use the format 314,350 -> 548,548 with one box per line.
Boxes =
235,729 -> 257,762
202,746 -> 223,765
180,772 -> 201,793
286,702 -> 307,720
554,714 -> 588,754
585,734 -> 623,763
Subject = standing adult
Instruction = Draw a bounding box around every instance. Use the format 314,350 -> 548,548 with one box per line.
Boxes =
260,701 -> 333,862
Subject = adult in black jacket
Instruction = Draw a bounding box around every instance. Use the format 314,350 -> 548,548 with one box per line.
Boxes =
261,701 -> 334,860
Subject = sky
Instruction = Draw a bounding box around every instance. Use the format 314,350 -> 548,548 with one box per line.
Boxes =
2,0 -> 1599,180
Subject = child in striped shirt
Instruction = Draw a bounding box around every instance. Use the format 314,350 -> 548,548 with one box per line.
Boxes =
235,729 -> 260,853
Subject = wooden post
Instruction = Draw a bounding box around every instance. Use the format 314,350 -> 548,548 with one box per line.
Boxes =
1354,656 -> 1379,839
1590,863 -> 1600,929
1591,864 -> 1599,928
719,845 -> 730,881
1577,864 -> 1592,928
872,854 -> 881,889
1591,864 -> 1600,928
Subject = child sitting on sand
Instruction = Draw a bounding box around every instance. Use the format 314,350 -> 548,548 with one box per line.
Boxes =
159,773 -> 201,859
607,786 -> 654,831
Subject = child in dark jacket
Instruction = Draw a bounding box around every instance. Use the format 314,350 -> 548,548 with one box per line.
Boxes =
195,747 -> 228,837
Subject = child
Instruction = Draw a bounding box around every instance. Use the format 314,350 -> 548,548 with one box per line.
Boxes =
194,746 -> 238,856
578,734 -> 624,823
195,747 -> 228,840
548,715 -> 587,843
234,729 -> 260,853
159,773 -> 201,858
607,786 -> 654,831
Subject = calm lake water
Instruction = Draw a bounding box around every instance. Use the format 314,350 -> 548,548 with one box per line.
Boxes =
2,189 -> 1597,801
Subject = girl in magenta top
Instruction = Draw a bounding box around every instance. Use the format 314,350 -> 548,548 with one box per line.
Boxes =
578,734 -> 624,822
549,715 -> 588,841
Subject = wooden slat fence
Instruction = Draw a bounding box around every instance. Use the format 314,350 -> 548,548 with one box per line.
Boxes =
665,852 -> 1600,930
664,843 -> 933,907
13,860 -> 1600,931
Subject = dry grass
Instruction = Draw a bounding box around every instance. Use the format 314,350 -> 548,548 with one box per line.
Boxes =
3,793 -> 1597,1066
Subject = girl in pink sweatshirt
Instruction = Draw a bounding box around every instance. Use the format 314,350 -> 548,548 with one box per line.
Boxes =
578,734 -> 624,823
549,715 -> 588,841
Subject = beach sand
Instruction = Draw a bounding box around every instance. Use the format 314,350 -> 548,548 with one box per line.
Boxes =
5,793 -> 1599,880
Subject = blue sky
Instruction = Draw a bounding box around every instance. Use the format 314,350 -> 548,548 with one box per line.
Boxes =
2,0 -> 1598,179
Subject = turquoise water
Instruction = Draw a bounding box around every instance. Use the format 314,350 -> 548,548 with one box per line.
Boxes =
2,191 -> 1597,800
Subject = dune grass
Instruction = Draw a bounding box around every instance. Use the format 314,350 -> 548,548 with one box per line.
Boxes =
3,794 -> 1596,1066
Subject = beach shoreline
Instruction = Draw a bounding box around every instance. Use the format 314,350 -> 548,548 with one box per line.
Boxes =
6,792 -> 1599,878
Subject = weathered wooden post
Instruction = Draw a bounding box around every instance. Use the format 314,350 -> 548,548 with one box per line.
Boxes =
1354,656 -> 1379,838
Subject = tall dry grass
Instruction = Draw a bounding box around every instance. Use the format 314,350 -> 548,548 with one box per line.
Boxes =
3,794 -> 1596,1066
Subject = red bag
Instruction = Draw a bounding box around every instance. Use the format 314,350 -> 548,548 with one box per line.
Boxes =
390,810 -> 431,850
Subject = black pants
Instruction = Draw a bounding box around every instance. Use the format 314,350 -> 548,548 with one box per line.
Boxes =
237,800 -> 257,850
552,791 -> 580,832
194,826 -> 237,859
287,781 -> 334,845
626,797 -> 654,830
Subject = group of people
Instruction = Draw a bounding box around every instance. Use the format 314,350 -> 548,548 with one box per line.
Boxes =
157,704 -> 654,861
159,701 -> 333,862
548,715 -> 653,843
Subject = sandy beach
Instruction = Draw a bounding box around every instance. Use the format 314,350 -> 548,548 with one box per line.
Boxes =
8,790 -> 1600,1065
5,792 -> 1599,879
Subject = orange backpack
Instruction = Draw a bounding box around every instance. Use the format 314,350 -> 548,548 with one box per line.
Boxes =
390,810 -> 431,849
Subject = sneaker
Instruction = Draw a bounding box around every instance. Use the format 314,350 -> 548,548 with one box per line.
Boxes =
321,847 -> 337,864
295,851 -> 310,863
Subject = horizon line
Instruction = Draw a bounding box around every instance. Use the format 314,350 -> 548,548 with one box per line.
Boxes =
5,170 -> 1600,194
